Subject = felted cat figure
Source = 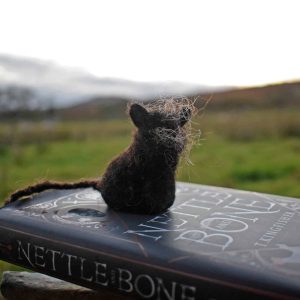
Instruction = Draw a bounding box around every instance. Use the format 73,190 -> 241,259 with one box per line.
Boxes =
5,102 -> 192,215
99,103 -> 191,214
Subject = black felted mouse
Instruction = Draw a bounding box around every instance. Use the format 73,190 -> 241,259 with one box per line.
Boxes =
5,100 -> 194,214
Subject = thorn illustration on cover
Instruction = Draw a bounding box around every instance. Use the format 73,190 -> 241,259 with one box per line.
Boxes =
5,99 -> 198,215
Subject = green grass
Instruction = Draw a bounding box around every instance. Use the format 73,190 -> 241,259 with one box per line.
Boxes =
179,136 -> 300,197
0,109 -> 300,276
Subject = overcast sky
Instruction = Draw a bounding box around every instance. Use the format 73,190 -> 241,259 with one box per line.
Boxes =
0,0 -> 299,86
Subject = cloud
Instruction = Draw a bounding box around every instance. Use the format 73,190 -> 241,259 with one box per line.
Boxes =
0,54 -> 215,108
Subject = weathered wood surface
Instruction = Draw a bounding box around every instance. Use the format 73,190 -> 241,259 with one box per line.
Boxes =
1,271 -> 134,300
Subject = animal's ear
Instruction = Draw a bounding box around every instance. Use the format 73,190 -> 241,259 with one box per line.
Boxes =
129,104 -> 149,127
179,107 -> 192,127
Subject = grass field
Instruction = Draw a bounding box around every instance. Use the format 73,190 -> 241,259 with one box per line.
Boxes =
0,108 -> 300,276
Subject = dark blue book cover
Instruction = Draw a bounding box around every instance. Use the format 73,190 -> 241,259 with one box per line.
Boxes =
0,182 -> 300,299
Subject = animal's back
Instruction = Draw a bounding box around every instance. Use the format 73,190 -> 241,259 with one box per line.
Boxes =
100,144 -> 176,214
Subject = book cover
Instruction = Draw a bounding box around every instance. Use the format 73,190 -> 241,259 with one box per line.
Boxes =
0,182 -> 300,299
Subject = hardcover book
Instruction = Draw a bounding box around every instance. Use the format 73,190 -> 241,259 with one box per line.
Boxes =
0,182 -> 300,299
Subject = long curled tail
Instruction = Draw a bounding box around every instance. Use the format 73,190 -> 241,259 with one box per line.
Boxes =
5,180 -> 99,205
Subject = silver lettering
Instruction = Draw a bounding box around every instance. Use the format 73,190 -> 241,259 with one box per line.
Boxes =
95,262 -> 108,286
34,245 -> 46,268
135,274 -> 155,298
157,277 -> 176,300
181,284 -> 197,300
118,268 -> 133,292
79,257 -> 93,282
17,241 -> 34,267
175,230 -> 233,250
62,253 -> 77,276
45,249 -> 61,271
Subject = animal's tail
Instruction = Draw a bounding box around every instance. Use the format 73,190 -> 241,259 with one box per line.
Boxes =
5,180 -> 99,205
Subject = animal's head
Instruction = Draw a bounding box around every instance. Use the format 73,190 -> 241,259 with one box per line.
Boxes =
129,101 -> 193,152
129,103 -> 191,130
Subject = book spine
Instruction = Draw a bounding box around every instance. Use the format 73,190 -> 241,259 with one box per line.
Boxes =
0,225 -> 283,300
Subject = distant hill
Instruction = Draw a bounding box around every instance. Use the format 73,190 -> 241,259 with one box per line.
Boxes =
57,81 -> 300,120
1,54 -> 299,120
58,96 -> 130,120
200,81 -> 300,110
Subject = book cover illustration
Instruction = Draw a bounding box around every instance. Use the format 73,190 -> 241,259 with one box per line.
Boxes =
0,182 -> 300,299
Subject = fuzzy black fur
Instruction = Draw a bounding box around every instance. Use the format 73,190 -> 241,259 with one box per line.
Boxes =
5,103 -> 191,214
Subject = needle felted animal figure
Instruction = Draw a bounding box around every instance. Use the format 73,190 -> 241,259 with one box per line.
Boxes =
5,101 -> 193,214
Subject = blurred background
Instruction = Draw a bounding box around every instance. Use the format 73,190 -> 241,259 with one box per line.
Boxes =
0,0 -> 300,275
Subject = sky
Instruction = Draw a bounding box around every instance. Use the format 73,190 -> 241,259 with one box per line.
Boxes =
0,0 -> 300,87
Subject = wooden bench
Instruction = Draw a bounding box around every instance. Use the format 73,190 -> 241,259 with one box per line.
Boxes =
1,271 -> 133,300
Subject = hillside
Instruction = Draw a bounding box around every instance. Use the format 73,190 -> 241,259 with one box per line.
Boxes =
2,79 -> 300,121
59,96 -> 130,120
200,81 -> 300,111
59,81 -> 300,120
